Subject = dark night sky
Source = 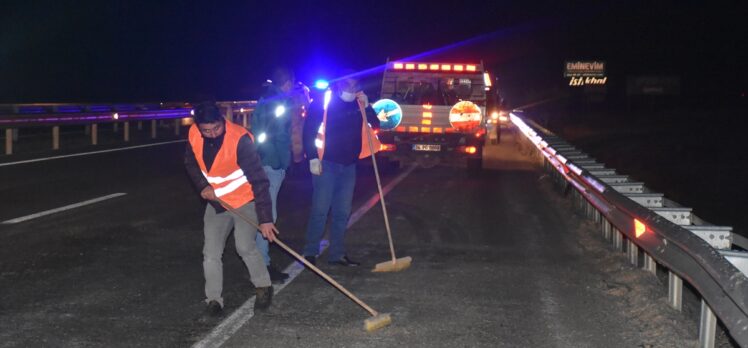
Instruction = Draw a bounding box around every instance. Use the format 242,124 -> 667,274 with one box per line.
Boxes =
1,0 -> 746,104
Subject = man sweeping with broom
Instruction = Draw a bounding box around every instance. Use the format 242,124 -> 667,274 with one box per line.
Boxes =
184,102 -> 276,316
301,71 -> 379,266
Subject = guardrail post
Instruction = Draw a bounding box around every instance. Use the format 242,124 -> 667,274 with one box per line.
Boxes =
124,122 -> 130,142
138,121 -> 143,130
242,113 -> 248,128
151,120 -> 157,139
174,119 -> 180,136
91,124 -> 98,145
52,126 -> 60,150
643,253 -> 657,275
225,105 -> 233,121
627,240 -> 639,266
613,228 -> 623,252
603,219 -> 613,241
113,122 -> 119,133
699,300 -> 717,348
668,271 -> 683,311
5,128 -> 12,155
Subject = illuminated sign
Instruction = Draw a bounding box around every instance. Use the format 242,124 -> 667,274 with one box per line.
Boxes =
564,61 -> 605,77
566,60 -> 607,87
372,99 -> 403,130
569,76 -> 608,86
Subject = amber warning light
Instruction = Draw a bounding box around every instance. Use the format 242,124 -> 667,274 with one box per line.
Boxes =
634,219 -> 647,238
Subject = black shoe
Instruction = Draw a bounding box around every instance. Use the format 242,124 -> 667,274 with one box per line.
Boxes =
255,286 -> 273,311
303,255 -> 316,266
205,300 -> 223,317
328,255 -> 360,267
267,264 -> 289,284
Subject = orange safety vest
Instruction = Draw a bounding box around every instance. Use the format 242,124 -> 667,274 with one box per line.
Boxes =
188,121 -> 255,209
315,96 -> 381,160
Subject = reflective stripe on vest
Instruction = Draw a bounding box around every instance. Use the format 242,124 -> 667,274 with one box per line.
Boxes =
203,168 -> 245,184
188,121 -> 255,209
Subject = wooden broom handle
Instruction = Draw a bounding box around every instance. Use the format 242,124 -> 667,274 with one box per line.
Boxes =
358,102 -> 398,263
215,198 -> 379,317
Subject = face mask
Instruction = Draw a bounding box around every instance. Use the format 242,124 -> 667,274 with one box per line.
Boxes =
340,91 -> 356,102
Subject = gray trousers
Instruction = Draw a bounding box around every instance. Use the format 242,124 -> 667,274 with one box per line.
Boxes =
203,202 -> 271,306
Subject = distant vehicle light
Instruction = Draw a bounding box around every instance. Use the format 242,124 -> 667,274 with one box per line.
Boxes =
393,63 -> 404,70
466,65 -> 477,72
274,105 -> 286,117
453,65 -> 464,72
418,64 -> 427,70
314,80 -> 329,90
483,72 -> 492,87
257,132 -> 267,143
441,64 -> 451,71
405,63 -> 415,70
499,115 -> 509,122
429,64 -> 440,70
490,111 -> 499,120
190,109 -> 195,116
113,113 -> 119,120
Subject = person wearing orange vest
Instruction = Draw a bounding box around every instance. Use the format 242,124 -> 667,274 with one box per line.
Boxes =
301,71 -> 380,266
184,102 -> 276,316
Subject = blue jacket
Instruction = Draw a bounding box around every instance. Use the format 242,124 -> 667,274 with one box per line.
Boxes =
251,86 -> 294,170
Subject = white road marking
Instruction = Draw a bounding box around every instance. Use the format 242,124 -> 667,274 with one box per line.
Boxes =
348,163 -> 417,228
192,164 -> 417,348
2,193 -> 127,224
0,139 -> 186,167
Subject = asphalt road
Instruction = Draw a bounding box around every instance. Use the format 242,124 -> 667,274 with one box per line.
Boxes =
0,132 -> 700,347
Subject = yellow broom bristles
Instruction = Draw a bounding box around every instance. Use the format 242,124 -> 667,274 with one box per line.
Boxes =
364,313 -> 392,332
372,256 -> 412,273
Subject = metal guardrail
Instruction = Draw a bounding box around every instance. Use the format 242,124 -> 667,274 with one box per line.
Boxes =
0,101 -> 257,155
510,112 -> 748,348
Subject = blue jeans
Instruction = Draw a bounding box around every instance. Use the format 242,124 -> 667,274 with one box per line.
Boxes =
255,166 -> 286,266
303,160 -> 356,261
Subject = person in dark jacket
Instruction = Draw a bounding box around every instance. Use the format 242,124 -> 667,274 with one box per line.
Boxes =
184,102 -> 276,316
301,72 -> 380,266
250,67 -> 296,283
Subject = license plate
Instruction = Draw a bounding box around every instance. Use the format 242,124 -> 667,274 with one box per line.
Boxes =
413,144 -> 441,152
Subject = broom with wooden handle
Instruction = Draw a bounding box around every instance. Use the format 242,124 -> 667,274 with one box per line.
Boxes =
215,198 -> 392,332
358,98 -> 412,273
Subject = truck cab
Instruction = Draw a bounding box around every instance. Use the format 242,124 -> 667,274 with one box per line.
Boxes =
373,61 -> 492,170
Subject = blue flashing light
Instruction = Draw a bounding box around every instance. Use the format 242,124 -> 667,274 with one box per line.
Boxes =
314,79 -> 329,90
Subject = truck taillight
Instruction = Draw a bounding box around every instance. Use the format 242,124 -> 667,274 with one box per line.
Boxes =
459,146 -> 477,154
380,144 -> 396,152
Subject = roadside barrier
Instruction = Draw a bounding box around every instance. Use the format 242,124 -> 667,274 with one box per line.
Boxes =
0,101 -> 256,155
511,112 -> 748,348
